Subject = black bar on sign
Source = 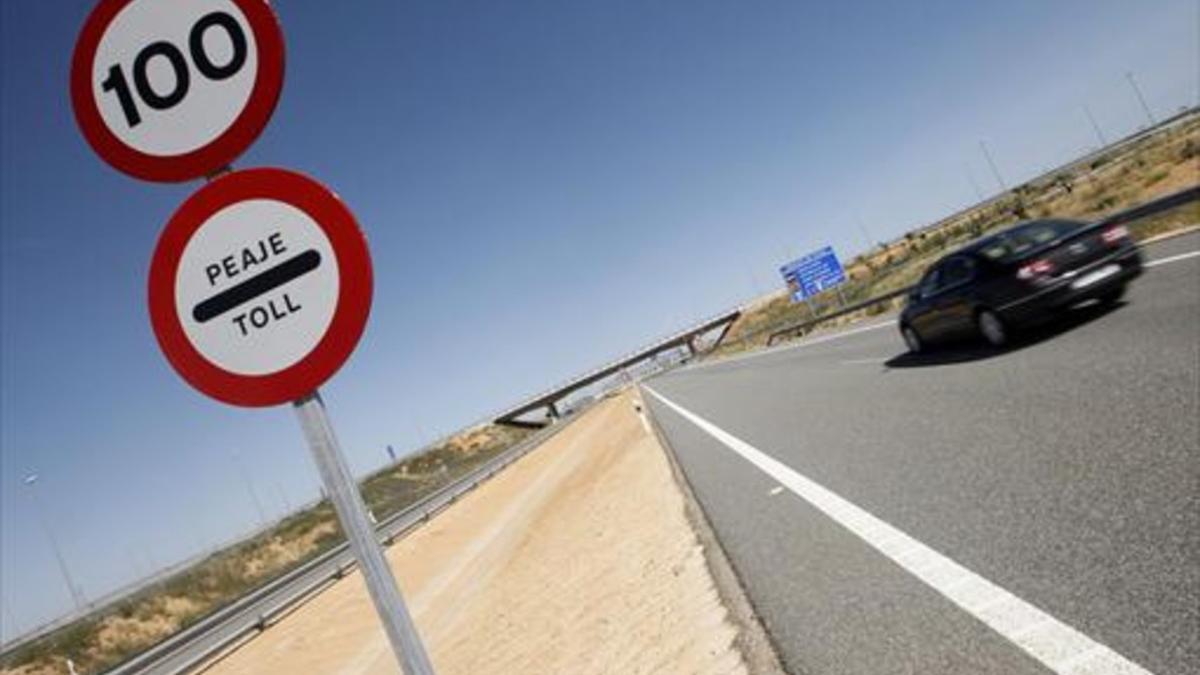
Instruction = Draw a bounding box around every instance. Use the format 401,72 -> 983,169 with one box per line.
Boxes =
192,249 -> 321,323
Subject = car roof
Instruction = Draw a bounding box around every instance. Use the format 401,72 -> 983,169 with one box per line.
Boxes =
952,218 -> 1090,258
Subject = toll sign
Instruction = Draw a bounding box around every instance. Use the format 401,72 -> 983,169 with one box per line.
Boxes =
148,168 -> 371,406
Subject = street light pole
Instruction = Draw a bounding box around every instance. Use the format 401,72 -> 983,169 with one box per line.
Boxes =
964,163 -> 986,201
2,591 -> 20,640
1082,105 -> 1107,147
854,214 -> 875,254
273,481 -> 293,514
1124,72 -> 1155,127
231,451 -> 269,528
979,141 -> 1007,191
23,474 -> 86,610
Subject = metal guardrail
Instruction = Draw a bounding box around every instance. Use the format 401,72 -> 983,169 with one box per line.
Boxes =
95,415 -> 580,675
764,185 -> 1199,347
1099,184 -> 1200,228
764,287 -> 909,346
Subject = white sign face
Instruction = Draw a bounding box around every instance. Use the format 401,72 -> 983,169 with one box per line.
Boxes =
92,0 -> 258,157
151,169 -> 370,407
175,199 -> 339,375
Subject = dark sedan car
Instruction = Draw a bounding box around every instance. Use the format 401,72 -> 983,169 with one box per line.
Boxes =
899,218 -> 1143,352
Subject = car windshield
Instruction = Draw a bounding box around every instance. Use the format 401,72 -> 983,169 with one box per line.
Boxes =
977,220 -> 1086,261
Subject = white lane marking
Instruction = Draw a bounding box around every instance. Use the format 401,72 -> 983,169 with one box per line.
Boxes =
643,387 -> 1156,675
1144,249 -> 1200,267
768,486 -> 784,496
1138,224 -> 1199,245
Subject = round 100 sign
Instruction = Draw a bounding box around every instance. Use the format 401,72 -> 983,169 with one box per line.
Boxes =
71,0 -> 285,182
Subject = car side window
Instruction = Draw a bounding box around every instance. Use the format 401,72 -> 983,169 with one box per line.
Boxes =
941,256 -> 976,287
918,266 -> 942,299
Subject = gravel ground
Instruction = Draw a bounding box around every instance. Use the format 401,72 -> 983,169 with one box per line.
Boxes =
203,393 -> 749,675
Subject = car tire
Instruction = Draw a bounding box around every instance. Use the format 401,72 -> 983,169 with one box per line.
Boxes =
1099,284 -> 1127,306
977,309 -> 1008,347
901,324 -> 925,353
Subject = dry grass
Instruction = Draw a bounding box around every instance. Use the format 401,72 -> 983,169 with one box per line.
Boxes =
709,113 -> 1199,357
0,424 -> 533,675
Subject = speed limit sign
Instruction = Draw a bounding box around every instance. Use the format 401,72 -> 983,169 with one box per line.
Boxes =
71,0 -> 285,182
101,5 -> 440,669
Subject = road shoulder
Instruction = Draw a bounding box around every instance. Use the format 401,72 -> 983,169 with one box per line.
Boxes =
201,391 -> 768,675
635,389 -> 787,675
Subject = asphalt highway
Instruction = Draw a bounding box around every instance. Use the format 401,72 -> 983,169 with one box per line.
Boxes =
644,231 -> 1199,675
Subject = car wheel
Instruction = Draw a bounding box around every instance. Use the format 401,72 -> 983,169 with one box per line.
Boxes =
977,309 -> 1008,347
901,325 -> 924,353
1099,284 -> 1127,305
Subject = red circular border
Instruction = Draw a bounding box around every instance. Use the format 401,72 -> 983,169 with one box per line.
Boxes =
71,0 -> 285,183
148,168 -> 372,406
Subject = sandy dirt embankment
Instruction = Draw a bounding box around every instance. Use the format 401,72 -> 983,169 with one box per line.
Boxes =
204,392 -> 757,675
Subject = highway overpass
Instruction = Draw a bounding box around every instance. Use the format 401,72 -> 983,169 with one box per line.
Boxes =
494,309 -> 741,428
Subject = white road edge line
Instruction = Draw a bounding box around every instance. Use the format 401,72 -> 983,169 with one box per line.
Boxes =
643,387 -> 1156,675
1144,249 -> 1200,267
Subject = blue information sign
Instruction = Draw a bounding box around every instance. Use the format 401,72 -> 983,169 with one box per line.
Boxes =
779,246 -> 846,302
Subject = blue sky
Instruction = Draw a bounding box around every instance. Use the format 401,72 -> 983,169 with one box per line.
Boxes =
2,0 -> 1196,639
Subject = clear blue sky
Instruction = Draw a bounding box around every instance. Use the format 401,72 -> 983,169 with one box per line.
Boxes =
2,0 -> 1196,639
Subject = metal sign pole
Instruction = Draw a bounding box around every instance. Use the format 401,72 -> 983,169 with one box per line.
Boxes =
294,391 -> 436,675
